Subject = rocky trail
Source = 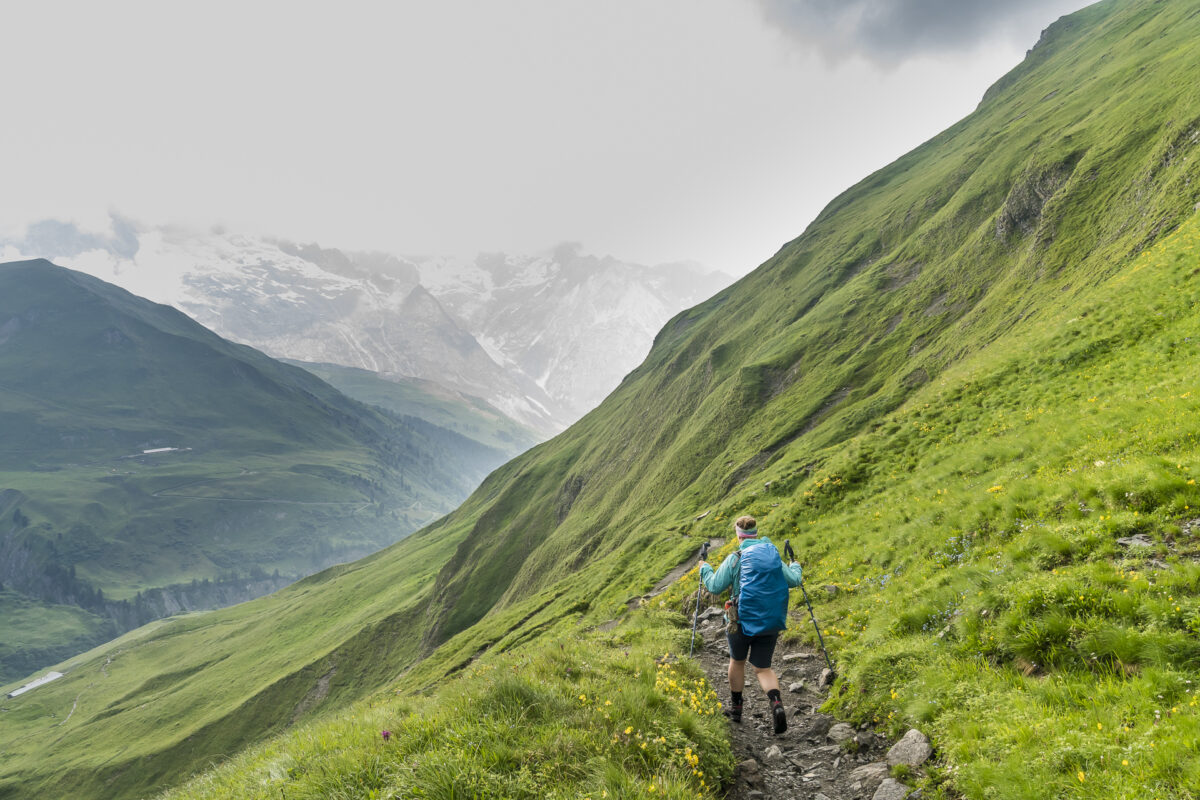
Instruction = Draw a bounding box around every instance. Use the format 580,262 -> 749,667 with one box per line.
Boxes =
691,605 -> 933,800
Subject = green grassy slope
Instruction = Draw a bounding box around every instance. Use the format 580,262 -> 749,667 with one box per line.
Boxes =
161,613 -> 734,800
5,0 -> 1200,797
0,534 -> 455,800
283,359 -> 540,457
160,165 -> 1200,800
801,203 -> 1200,798
0,260 -> 507,681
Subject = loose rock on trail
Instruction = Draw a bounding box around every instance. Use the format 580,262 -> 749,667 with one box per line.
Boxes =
692,607 -> 929,800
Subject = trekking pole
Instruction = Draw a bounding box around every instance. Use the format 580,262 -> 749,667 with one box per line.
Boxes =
689,541 -> 711,657
786,540 -> 835,678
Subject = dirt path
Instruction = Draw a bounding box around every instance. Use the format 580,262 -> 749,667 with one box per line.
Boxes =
651,539 -> 726,596
692,607 -> 922,800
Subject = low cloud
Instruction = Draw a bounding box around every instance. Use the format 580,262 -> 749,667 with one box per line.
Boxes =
754,0 -> 1093,66
13,213 -> 140,260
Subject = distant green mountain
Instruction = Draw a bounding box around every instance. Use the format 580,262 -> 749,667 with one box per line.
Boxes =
5,2 -> 1200,799
0,259 -> 508,682
282,359 -> 540,457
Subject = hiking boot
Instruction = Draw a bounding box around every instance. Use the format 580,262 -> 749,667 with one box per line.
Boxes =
771,699 -> 787,734
724,701 -> 743,723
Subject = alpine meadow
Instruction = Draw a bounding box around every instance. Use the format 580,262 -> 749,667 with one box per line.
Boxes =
4,1 -> 1200,799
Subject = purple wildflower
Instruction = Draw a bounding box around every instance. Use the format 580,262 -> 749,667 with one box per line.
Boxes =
381,729 -> 391,742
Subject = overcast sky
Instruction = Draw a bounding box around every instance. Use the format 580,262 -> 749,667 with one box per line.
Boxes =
1,0 -> 1094,276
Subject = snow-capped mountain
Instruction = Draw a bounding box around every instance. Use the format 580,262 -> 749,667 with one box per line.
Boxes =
421,243 -> 729,420
2,219 -> 731,432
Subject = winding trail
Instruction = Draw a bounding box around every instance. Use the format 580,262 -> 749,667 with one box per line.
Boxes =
692,607 -> 917,800
58,693 -> 81,727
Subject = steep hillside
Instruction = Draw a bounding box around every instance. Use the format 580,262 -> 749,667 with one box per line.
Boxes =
0,260 -> 506,681
4,1 -> 1200,798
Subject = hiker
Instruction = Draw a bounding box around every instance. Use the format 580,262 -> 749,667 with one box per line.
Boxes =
699,515 -> 803,734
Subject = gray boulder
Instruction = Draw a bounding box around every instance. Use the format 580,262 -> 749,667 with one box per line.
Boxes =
874,777 -> 912,800
887,728 -> 933,767
827,722 -> 856,743
808,714 -> 834,736
848,762 -> 890,794
737,758 -> 762,786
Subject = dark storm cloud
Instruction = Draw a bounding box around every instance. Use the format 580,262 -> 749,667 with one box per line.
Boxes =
754,0 -> 1092,65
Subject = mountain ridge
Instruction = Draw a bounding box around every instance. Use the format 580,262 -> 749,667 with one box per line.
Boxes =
1,229 -> 732,433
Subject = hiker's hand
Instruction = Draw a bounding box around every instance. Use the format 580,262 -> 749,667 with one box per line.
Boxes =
699,561 -> 709,569
790,561 -> 800,568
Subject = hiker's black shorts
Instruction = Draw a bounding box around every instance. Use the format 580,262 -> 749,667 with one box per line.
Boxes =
726,628 -> 778,669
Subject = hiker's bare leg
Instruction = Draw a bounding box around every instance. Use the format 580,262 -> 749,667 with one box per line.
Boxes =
754,666 -> 779,694
728,659 -> 746,692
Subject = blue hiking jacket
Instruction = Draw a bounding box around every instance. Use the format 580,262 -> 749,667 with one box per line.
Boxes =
699,536 -> 803,595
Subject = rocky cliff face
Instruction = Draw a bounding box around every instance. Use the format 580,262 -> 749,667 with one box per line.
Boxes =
2,225 -> 730,433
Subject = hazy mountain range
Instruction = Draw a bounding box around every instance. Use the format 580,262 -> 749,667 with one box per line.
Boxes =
1,226 -> 731,433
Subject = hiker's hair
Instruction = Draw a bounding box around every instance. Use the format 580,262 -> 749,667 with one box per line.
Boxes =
735,515 -> 757,531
